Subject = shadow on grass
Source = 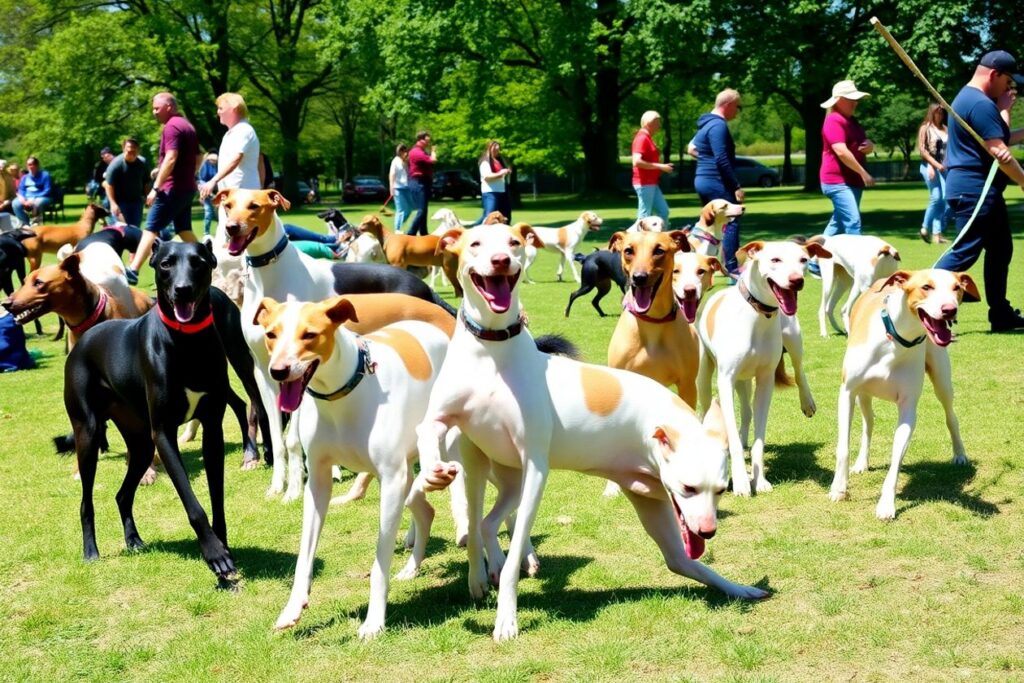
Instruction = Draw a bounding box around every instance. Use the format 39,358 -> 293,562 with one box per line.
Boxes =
141,538 -> 317,581
896,459 -> 1000,518
764,440 -> 831,488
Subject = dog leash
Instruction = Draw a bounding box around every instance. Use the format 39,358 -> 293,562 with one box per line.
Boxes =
737,280 -> 778,318
933,159 -> 999,266
306,341 -> 376,401
459,307 -> 527,341
68,291 -> 108,336
155,305 -> 215,333
246,234 -> 289,268
684,224 -> 721,247
880,296 -> 926,347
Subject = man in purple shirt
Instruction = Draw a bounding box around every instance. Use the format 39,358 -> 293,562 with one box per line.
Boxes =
406,131 -> 437,236
126,92 -> 201,284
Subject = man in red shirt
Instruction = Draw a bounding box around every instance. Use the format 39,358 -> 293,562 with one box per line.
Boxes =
631,111 -> 674,224
407,131 -> 437,235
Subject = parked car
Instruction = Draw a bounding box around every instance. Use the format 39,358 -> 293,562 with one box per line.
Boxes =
342,176 -> 388,204
733,157 -> 781,188
271,176 -> 318,204
432,169 -> 480,201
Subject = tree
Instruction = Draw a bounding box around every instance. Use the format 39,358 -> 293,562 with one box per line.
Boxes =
864,94 -> 921,178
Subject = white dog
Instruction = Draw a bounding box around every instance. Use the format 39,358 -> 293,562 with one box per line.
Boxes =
625,216 -> 666,233
417,222 -> 769,642
828,269 -> 977,520
685,199 -> 746,256
808,234 -> 901,337
697,240 -> 830,495
522,211 -> 604,283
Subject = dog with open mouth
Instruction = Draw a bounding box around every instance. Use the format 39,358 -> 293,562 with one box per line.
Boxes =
61,240 -> 261,583
829,269 -> 978,520
418,222 -> 769,642
697,239 -> 831,496
672,251 -> 727,325
684,198 -> 746,257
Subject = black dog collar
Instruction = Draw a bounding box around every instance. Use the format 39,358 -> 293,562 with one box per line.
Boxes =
738,280 -> 778,318
306,342 -> 375,401
459,307 -> 525,341
246,234 -> 289,268
881,300 -> 926,347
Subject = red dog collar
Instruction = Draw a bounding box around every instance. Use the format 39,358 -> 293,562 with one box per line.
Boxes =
69,291 -> 108,335
156,305 -> 215,334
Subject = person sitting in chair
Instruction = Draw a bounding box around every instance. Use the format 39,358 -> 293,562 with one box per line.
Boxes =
13,156 -> 54,226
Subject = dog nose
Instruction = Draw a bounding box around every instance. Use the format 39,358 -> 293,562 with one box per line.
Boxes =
941,303 -> 958,319
225,222 -> 242,235
270,365 -> 291,382
491,253 -> 511,271
698,526 -> 717,539
682,284 -> 697,298
632,271 -> 650,287
789,275 -> 805,291
174,285 -> 193,298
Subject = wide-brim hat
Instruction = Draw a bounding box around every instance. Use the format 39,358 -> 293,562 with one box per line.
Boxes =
821,80 -> 870,109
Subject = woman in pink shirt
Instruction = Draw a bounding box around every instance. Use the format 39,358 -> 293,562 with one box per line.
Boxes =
819,80 -> 875,238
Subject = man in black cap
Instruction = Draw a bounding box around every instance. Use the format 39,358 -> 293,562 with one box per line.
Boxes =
938,50 -> 1024,332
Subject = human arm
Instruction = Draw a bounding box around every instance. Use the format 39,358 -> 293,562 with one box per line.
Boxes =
830,142 -> 875,187
917,125 -> 943,178
199,152 -> 242,200
707,120 -> 742,195
479,160 -> 511,182
147,149 -> 178,207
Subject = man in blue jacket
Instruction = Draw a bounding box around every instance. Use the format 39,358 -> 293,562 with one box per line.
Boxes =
13,156 -> 53,226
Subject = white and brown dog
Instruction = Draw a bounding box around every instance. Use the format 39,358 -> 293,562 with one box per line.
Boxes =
522,211 -> 604,283
418,222 -> 769,642
828,269 -> 977,520
255,296 -> 457,639
672,251 -> 726,325
697,240 -> 830,496
625,216 -> 667,233
685,199 -> 745,256
807,234 -> 901,337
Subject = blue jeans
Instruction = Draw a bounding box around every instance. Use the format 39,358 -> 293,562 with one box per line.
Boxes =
477,191 -> 513,224
696,183 -> 741,274
145,189 -> 195,235
283,224 -> 335,244
393,186 -> 412,232
407,178 -> 430,236
13,196 -> 52,224
202,198 -> 216,236
634,184 -> 669,223
118,200 -> 144,229
936,190 -> 1013,321
821,183 -> 863,236
920,163 -> 950,235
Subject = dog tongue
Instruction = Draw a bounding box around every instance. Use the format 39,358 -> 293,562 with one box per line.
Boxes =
277,380 -> 304,413
633,285 -> 654,312
771,282 -> 798,315
227,233 -> 249,255
174,301 -> 196,323
681,297 -> 698,323
682,525 -> 705,560
481,276 -> 512,313
921,313 -> 953,346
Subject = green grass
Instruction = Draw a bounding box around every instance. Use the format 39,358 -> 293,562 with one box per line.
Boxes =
3,186 -> 1024,681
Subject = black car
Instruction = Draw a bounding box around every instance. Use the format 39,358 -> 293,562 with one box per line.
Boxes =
733,157 -> 781,188
432,169 -> 480,201
343,176 -> 389,204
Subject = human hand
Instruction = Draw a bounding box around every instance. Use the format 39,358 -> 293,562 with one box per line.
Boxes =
862,173 -> 876,188
146,189 -> 157,207
859,140 -> 875,154
199,180 -> 215,200
661,163 -> 674,173
997,88 -> 1016,112
995,147 -> 1014,164
111,204 -> 123,221
927,166 -> 936,181
735,188 -> 746,203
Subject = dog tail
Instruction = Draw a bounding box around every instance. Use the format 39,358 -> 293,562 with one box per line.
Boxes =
53,434 -> 75,455
774,354 -> 795,388
574,252 -> 586,264
534,334 -> 580,359
431,292 -> 458,318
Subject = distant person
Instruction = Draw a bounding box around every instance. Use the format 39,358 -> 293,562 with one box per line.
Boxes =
87,147 -> 114,205
0,160 -> 16,214
12,156 -> 54,226
389,143 -> 411,231
199,92 -> 261,199
477,140 -> 512,224
936,50 -> 1024,333
103,138 -> 150,229
820,80 -> 874,237
197,151 -> 218,236
692,89 -> 744,275
125,92 -> 201,285
407,131 -> 437,236
917,103 -> 951,244
632,111 -> 672,225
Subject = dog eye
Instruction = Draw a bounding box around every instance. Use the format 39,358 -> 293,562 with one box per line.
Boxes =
673,268 -> 681,275
799,257 -> 808,264
159,260 -> 172,270
301,331 -> 317,340
697,269 -> 706,276
714,487 -> 727,496
248,203 -> 259,211
509,239 -> 521,247
922,284 -> 933,291
470,241 -> 481,248
265,331 -> 277,340
682,485 -> 698,497
34,278 -> 45,290
771,257 -> 782,264
653,246 -> 665,256
623,247 -> 634,256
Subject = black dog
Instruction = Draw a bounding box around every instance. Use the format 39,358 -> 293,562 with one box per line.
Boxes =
317,207 -> 353,235
0,231 -> 43,335
63,241 -> 258,581
331,262 -> 457,317
74,224 -> 144,259
564,249 -> 627,317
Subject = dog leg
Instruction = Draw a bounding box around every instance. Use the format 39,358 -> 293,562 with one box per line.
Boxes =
602,480 -> 622,497
358,471 -> 407,640
200,408 -> 229,548
750,371 -> 775,493
493,451 -> 548,642
178,419 -> 200,446
564,284 -> 594,317
331,471 -> 373,506
226,388 -> 260,469
623,489 -> 769,600
697,346 -> 715,419
828,267 -> 853,335
717,372 -> 750,496
254,370 -> 287,497
282,419 -> 305,503
876,399 -> 918,520
480,461 -> 527,584
926,347 -> 968,465
441,429 -> 470,547
566,250 -> 581,283
851,395 -> 873,474
395,476 -> 435,581
781,316 -> 816,418
592,280 -> 613,317
829,384 -> 856,501
735,379 -> 753,450
459,437 -> 491,600
72,416 -> 104,561
115,428 -> 157,551
274,457 -> 333,631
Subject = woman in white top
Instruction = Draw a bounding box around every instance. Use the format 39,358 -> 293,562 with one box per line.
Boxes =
389,144 -> 411,231
477,140 -> 512,224
917,102 -> 951,244
198,92 -> 261,200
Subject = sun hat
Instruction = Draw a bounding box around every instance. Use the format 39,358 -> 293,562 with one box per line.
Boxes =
979,50 -> 1024,85
820,80 -> 870,109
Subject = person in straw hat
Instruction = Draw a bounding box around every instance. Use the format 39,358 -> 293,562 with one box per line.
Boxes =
820,80 -> 875,238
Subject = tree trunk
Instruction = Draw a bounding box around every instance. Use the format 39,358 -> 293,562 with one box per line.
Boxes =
278,102 -> 303,206
800,89 -> 825,193
782,123 -> 793,185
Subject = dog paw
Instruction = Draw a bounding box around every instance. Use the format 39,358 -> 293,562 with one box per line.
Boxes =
394,557 -> 420,581
493,613 -> 520,642
952,454 -> 968,466
468,569 -> 489,599
522,552 -> 540,578
801,398 -> 816,418
125,534 -> 146,552
851,458 -> 869,474
731,473 -> 752,497
203,541 -> 236,578
754,477 -> 773,494
875,498 -> 897,521
828,488 -> 847,502
140,467 -> 159,486
726,583 -> 771,601
455,530 -> 469,548
239,458 -> 261,472
358,619 -> 385,641
266,481 -> 285,498
602,481 -> 622,497
273,599 -> 308,631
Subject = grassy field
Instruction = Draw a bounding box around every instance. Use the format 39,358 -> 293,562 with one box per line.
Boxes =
2,185 -> 1024,682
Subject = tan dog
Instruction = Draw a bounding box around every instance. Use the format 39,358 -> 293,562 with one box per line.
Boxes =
21,203 -> 109,270
685,199 -> 745,256
360,214 -> 463,297
829,269 -> 977,520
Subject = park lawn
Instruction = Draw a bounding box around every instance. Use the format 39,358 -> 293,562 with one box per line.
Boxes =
2,185 -> 1024,682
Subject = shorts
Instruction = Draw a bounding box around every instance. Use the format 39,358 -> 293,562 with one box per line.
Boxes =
145,189 -> 195,235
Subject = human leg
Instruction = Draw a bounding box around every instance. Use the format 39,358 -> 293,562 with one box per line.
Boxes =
634,185 -> 656,219
498,190 -> 513,223
202,198 -> 215,236
921,163 -> 945,239
652,185 -> 670,225
821,183 -> 862,236
12,198 -> 30,224
407,179 -> 428,236
283,224 -> 334,244
393,187 -> 410,231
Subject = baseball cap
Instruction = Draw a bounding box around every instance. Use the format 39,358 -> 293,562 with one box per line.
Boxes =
820,80 -> 870,109
100,146 -> 113,155
979,50 -> 1024,85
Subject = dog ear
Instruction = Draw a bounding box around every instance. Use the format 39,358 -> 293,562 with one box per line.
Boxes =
877,245 -> 900,262
253,297 -> 280,327
736,240 -> 764,264
877,270 -> 912,291
201,237 -> 218,268
957,272 -> 981,302
701,202 -> 716,226
60,252 -> 82,276
266,190 -> 292,212
435,228 -> 464,255
704,256 -> 727,275
324,296 -> 358,324
651,426 -> 676,457
513,223 -> 544,248
607,231 -> 627,253
148,238 -> 164,268
668,230 -> 691,253
212,189 -> 231,207
702,399 -> 729,447
804,243 -> 832,259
